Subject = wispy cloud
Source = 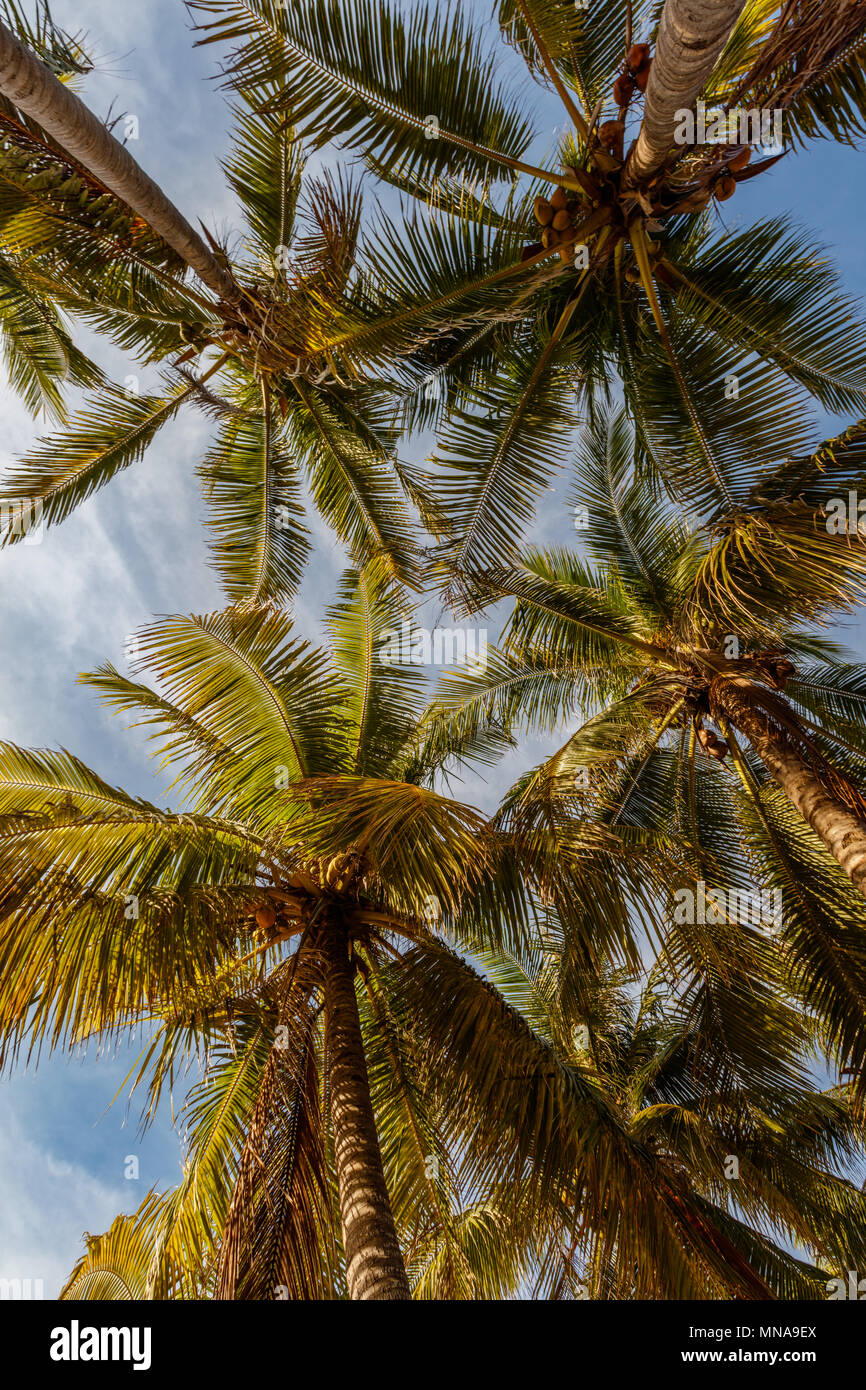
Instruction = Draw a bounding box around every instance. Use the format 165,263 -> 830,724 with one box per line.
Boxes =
0,1109 -> 127,1299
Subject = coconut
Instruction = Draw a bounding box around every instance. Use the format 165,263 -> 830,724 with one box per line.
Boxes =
256,904 -> 277,930
612,74 -> 633,107
708,741 -> 729,761
549,187 -> 568,212
635,61 -> 652,92
325,857 -> 345,888
534,196 -> 554,225
715,175 -> 737,201
628,43 -> 651,71
729,148 -> 751,173
598,120 -> 624,150
552,209 -> 572,231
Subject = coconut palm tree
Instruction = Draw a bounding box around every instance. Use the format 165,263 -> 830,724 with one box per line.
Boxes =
0,2 -> 424,596
3,572 -> 852,1300
431,405 -> 866,1101
189,0 -> 866,574
0,2 -> 107,419
59,1193 -> 215,1300
466,959 -> 866,1299
59,954 -> 866,1301
0,575 -> 655,1299
624,0 -> 750,186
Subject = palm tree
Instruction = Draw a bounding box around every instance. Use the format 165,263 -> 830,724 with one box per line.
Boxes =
432,406 -> 866,1099
3,574 -> 851,1299
469,959 -> 866,1299
60,1193 -> 214,1300
0,2 -> 107,419
60,956 -> 866,1301
189,0 -> 866,573
4,0 -> 866,1304
0,2 -> 422,597
0,576 -> 633,1299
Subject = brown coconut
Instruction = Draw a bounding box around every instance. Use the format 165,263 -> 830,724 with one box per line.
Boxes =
598,120 -> 624,150
635,60 -> 652,92
612,74 -> 633,107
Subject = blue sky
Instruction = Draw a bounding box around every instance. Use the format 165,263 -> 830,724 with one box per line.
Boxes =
0,0 -> 865,1295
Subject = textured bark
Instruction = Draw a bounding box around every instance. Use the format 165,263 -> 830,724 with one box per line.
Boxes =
625,0 -> 748,187
321,928 -> 410,1300
716,678 -> 866,899
0,20 -> 237,302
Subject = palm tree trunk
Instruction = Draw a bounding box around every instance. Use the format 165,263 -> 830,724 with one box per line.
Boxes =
0,20 -> 237,303
624,0 -> 748,187
715,679 -> 866,899
320,927 -> 410,1300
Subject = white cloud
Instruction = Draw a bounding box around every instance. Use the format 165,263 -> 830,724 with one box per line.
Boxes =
0,1110 -> 127,1300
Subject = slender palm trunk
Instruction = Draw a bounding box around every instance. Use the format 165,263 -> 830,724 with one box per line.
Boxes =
320,927 -> 410,1300
625,0 -> 748,187
716,679 -> 866,899
0,21 -> 237,302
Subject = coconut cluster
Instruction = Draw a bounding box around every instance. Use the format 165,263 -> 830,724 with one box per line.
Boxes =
532,186 -> 584,264
520,37 -> 762,274
713,147 -> 751,202
614,44 -> 653,109
318,849 -> 367,893
750,650 -> 796,690
247,849 -> 372,942
249,885 -> 307,943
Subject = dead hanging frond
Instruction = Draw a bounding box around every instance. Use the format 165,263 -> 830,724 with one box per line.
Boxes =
728,0 -> 866,112
293,168 -> 362,299
216,981 -> 336,1301
709,674 -> 866,823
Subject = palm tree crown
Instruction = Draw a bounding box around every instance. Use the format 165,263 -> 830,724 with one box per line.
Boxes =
187,0 -> 866,576
0,2 -> 427,599
435,406 -> 866,1112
